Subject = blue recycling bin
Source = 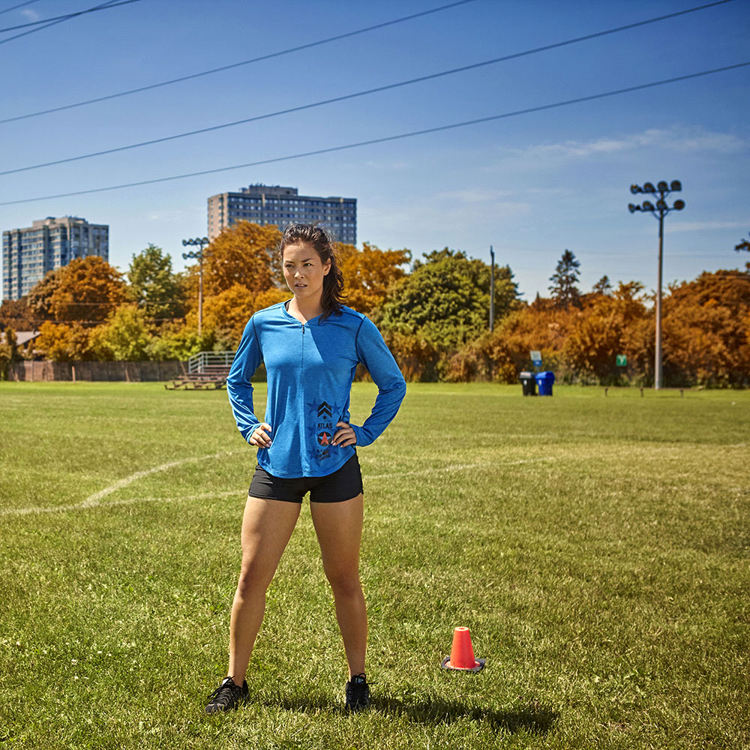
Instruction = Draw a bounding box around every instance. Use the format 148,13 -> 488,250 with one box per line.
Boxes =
535,371 -> 555,396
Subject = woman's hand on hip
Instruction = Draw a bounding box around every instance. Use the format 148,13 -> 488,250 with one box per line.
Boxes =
332,421 -> 357,448
249,423 -> 273,448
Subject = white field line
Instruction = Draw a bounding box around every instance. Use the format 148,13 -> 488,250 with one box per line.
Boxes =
7,444 -> 744,519
1,491 -> 240,517
1,457 -> 559,518
81,451 -> 236,506
0,452 -> 239,517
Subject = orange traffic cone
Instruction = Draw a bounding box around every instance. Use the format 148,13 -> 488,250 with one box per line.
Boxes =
441,626 -> 486,672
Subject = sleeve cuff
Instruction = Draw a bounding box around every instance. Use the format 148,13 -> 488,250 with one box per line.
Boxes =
351,424 -> 372,448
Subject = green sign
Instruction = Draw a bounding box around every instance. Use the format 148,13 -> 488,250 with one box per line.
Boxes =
616,354 -> 627,367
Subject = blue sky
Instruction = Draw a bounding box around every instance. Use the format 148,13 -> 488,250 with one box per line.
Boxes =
1,0 -> 748,302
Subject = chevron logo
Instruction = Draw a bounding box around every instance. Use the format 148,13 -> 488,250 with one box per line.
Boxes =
318,401 -> 332,418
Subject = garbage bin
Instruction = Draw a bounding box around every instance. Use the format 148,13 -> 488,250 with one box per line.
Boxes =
519,371 -> 537,396
535,371 -> 555,396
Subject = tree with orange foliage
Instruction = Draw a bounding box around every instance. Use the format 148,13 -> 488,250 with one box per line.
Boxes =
36,321 -> 94,361
0,297 -> 36,331
661,269 -> 750,386
201,284 -> 288,347
48,256 -> 127,323
336,242 -> 410,315
199,221 -> 282,297
564,282 -> 647,383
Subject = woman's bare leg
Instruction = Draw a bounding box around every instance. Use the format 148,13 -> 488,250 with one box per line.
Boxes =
227,496 -> 300,684
310,494 -> 366,677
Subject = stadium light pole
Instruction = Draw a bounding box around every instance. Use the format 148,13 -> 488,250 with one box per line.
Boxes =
182,236 -> 209,337
489,245 -> 495,332
628,181 -> 685,390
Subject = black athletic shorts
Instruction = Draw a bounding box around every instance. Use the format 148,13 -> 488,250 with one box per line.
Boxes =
248,453 -> 363,504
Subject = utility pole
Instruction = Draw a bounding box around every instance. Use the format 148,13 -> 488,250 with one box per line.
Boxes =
628,181 -> 685,390
182,237 -> 209,337
489,245 -> 495,332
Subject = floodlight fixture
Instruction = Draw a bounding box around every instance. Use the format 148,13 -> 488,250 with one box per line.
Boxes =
642,201 -> 655,211
657,181 -> 669,192
644,182 -> 656,193
673,199 -> 685,210
630,184 -> 643,194
670,180 -> 682,192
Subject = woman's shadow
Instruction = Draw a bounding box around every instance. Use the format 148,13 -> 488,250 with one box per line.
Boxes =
276,693 -> 558,735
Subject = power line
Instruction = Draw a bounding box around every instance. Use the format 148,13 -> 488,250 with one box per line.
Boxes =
0,0 -> 479,124
2,61 -> 747,207
0,0 -> 140,47
0,0 -> 43,18
0,0 -> 736,177
0,0 -> 140,33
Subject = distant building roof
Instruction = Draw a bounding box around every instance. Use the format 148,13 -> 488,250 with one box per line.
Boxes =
0,330 -> 40,346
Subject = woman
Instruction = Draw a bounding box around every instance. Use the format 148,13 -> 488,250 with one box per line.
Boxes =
207,224 -> 406,714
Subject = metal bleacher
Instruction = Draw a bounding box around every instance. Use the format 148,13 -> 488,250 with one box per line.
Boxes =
165,351 -> 235,390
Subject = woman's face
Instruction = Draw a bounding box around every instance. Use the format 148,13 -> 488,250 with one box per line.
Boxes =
282,242 -> 331,304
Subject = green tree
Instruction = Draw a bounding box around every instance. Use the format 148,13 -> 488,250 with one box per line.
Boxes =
128,244 -> 184,321
549,249 -> 581,309
146,324 -> 232,361
380,249 -> 489,350
90,306 -> 152,361
735,233 -> 749,252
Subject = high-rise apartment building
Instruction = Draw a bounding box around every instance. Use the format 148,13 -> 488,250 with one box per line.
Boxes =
2,216 -> 109,300
207,184 -> 356,244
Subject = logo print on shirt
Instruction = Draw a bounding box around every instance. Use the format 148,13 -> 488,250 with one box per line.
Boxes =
310,399 -> 340,461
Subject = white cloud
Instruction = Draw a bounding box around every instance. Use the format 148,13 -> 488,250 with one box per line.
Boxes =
514,127 -> 747,162
667,221 -> 750,233
361,191 -> 532,240
21,9 -> 40,21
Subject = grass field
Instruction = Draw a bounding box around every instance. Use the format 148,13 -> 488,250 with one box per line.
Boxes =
0,382 -> 748,749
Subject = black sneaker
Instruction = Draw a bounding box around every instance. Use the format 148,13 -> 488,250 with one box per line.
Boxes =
345,673 -> 371,712
205,676 -> 249,714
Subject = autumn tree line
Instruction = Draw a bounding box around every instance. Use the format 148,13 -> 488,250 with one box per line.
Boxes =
1,221 -> 749,387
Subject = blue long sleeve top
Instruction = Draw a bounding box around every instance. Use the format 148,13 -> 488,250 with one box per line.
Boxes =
227,301 -> 406,478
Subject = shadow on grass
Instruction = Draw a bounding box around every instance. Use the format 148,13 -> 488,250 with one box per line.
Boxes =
376,696 -> 557,734
273,694 -> 558,735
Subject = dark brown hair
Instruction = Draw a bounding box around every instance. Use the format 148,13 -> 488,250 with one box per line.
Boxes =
279,224 -> 345,320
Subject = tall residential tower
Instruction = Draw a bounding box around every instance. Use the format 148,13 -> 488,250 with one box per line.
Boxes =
207,184 -> 356,244
2,216 -> 109,300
